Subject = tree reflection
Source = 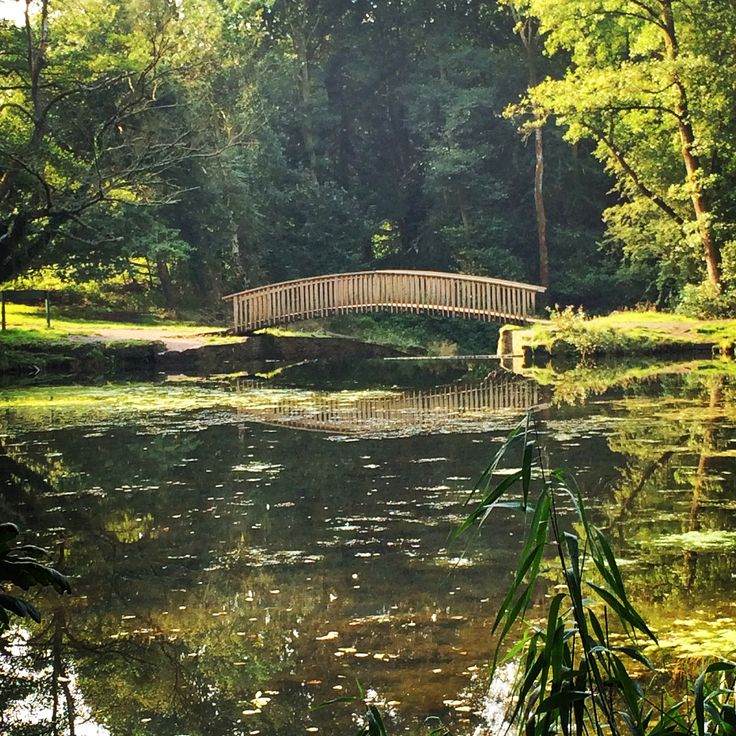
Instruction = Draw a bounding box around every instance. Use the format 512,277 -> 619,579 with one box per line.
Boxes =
599,372 -> 736,615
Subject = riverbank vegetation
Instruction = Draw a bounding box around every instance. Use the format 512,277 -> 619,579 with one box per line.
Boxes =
507,308 -> 736,361
452,414 -> 736,736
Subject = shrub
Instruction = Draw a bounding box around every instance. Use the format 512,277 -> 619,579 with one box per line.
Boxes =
677,283 -> 736,319
0,522 -> 71,630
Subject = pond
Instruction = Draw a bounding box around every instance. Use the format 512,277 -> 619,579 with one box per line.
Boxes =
1,357 -> 736,735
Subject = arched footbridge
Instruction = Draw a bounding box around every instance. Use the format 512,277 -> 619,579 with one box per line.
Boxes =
224,270 -> 545,333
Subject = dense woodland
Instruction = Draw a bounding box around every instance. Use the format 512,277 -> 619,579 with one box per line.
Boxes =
2,0 -> 736,316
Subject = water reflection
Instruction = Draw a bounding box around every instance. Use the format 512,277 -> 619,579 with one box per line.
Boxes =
2,360 -> 736,734
233,374 -> 542,436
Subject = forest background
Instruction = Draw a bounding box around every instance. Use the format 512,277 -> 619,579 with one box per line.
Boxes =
2,0 -> 735,320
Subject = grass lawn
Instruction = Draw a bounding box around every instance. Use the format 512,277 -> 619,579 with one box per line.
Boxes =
0,303 -> 247,353
1,303 -> 207,337
520,309 -> 736,356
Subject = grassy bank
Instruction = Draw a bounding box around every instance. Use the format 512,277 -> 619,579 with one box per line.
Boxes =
0,303 -> 206,376
506,308 -> 736,361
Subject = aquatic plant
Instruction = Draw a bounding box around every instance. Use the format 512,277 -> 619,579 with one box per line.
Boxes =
454,413 -> 736,736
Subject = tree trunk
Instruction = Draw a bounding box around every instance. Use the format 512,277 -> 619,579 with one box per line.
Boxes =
533,125 -> 549,289
684,376 -> 723,590
156,258 -> 177,313
294,31 -> 318,178
456,186 -> 471,238
661,0 -> 721,288
518,14 -> 549,291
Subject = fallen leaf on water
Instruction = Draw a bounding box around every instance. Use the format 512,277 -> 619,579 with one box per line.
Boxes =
315,631 -> 339,641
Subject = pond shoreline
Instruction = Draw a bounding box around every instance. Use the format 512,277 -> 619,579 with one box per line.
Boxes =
0,333 -> 420,378
500,311 -> 736,365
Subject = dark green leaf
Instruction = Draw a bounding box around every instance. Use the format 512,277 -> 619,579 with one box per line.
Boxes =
0,594 -> 41,622
0,523 -> 20,545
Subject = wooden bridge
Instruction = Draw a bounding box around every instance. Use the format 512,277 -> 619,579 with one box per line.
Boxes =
223,270 -> 545,333
232,376 -> 544,437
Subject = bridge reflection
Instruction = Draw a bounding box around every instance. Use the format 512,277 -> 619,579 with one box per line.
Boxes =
233,375 -> 544,437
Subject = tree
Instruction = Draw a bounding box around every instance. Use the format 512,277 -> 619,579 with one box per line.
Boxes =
522,0 -> 736,296
0,0 -> 231,284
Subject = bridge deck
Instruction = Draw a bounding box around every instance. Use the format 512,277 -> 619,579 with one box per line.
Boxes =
223,269 -> 545,333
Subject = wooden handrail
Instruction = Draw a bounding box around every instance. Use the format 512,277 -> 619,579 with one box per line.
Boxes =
223,269 -> 545,333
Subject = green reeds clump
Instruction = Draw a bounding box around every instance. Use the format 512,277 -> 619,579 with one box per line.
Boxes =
454,412 -> 736,736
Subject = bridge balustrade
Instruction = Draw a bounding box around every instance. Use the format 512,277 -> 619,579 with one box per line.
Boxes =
223,270 -> 545,333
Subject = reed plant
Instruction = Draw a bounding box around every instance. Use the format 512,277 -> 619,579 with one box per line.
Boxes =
452,412 -> 736,736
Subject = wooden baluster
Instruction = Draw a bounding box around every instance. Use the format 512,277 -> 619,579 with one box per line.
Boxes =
508,285 -> 514,320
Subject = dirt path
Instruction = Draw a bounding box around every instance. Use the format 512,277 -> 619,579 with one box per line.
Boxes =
66,326 -> 238,352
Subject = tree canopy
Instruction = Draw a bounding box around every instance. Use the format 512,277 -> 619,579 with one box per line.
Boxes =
2,0 -> 735,314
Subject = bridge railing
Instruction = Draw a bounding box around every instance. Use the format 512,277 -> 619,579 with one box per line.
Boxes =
223,270 -> 545,333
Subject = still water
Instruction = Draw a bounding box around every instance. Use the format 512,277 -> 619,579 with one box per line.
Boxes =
1,358 -> 736,735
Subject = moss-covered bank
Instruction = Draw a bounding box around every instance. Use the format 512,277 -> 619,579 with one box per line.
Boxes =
0,333 -> 418,377
500,310 -> 736,364
0,339 -> 164,376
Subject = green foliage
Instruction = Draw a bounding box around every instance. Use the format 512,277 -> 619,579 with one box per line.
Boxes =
678,283 -> 736,319
0,523 -> 71,631
456,414 -> 736,736
519,0 -> 736,297
546,305 -> 626,359
324,313 -> 500,355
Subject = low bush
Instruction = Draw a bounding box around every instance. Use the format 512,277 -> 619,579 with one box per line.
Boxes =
678,283 -> 736,320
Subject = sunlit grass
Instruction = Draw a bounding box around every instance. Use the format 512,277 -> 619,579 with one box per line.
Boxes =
0,303 -> 207,336
520,309 -> 736,358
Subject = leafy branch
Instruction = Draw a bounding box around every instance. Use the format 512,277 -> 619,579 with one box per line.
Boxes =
0,522 -> 71,631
